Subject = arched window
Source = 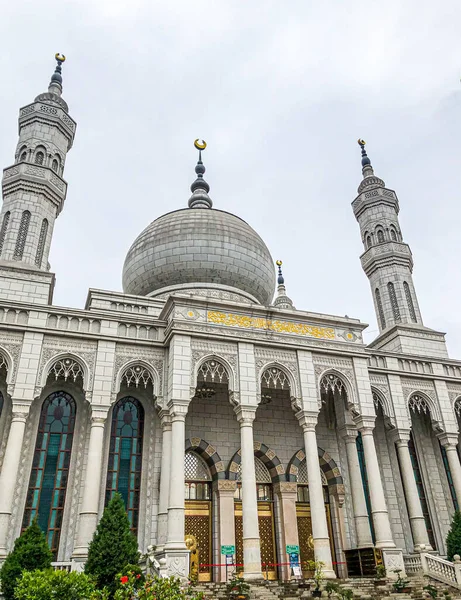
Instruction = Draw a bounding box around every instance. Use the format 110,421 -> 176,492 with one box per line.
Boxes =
105,397 -> 144,534
51,156 -> 60,172
356,432 -> 375,543
295,458 -> 329,504
387,282 -> 401,322
375,288 -> 386,329
377,229 -> 385,243
234,457 -> 272,501
34,151 -> 45,165
366,235 -> 372,249
0,212 -> 10,256
403,281 -> 417,322
23,391 -> 76,557
18,147 -> 27,162
14,210 -> 31,259
35,219 -> 48,267
184,452 -> 211,500
390,228 -> 397,241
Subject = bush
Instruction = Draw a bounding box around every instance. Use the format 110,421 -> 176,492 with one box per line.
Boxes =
114,573 -> 203,600
14,569 -> 97,600
446,511 -> 461,561
0,519 -> 52,600
85,493 -> 139,597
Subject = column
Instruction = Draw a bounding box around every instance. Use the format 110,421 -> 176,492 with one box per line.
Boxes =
274,482 -> 299,581
339,427 -> 374,548
0,408 -> 28,557
355,417 -> 395,548
393,431 -> 431,551
297,411 -> 336,578
156,411 -> 172,551
235,406 -> 263,580
165,403 -> 188,550
215,480 -> 237,582
439,434 -> 461,511
73,411 -> 107,559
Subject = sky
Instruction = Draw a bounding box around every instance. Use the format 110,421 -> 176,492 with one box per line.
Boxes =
0,1 -> 460,354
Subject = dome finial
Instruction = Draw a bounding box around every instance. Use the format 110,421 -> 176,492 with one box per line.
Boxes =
273,260 -> 295,310
49,53 -> 66,96
358,139 -> 371,167
276,259 -> 284,285
356,138 -> 385,193
189,139 -> 213,209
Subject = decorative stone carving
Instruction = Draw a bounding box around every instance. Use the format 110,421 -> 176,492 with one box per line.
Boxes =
113,344 -> 164,396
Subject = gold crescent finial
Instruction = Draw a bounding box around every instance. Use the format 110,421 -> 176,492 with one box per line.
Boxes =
55,53 -> 66,63
358,139 -> 366,146
276,260 -> 283,266
194,139 -> 207,151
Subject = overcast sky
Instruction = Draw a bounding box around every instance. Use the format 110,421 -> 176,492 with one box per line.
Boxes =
1,1 -> 460,355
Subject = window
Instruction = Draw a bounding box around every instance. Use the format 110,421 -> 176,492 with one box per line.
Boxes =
105,397 -> 144,535
375,288 -> 386,329
184,451 -> 211,500
387,282 -> 401,322
22,391 -> 76,557
0,212 -> 10,256
366,236 -> 372,249
377,229 -> 385,243
20,152 -> 27,162
52,159 -> 59,172
403,281 -> 417,322
234,457 -> 272,501
356,432 -> 375,543
35,219 -> 48,267
14,210 -> 31,259
35,152 -> 45,165
390,228 -> 397,241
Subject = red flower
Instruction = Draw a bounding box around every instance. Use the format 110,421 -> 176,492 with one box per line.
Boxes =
120,575 -> 129,584
136,574 -> 141,579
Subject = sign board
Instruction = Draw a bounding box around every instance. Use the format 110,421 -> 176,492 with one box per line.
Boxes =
292,566 -> 302,579
286,544 -> 300,554
225,554 -> 234,565
221,545 -> 235,555
289,553 -> 300,567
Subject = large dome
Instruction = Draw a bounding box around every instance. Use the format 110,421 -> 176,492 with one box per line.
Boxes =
122,207 -> 276,305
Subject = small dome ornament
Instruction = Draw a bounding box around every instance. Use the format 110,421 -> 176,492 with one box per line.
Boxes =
49,52 -> 66,91
357,138 -> 371,167
188,139 -> 212,209
273,259 -> 295,310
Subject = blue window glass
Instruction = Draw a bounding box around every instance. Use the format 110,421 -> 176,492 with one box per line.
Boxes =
356,432 -> 375,543
105,397 -> 144,535
23,391 -> 76,557
440,443 -> 459,511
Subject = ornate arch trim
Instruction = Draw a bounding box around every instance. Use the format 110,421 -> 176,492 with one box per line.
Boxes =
115,359 -> 159,397
406,390 -> 442,428
185,438 -> 225,481
317,367 -> 357,414
371,386 -> 395,426
226,441 -> 285,483
287,447 -> 344,500
40,353 -> 89,390
258,361 -> 298,397
0,346 -> 13,385
192,354 -> 236,391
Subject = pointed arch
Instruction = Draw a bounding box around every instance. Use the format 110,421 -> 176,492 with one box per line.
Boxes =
407,390 -> 442,428
185,438 -> 225,481
41,353 -> 89,390
258,361 -> 299,401
115,359 -> 159,397
226,442 -> 285,483
193,354 -> 235,391
371,386 -> 395,426
317,368 -> 357,413
287,447 -> 344,501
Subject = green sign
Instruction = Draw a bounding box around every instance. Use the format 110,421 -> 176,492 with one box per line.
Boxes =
221,545 -> 235,555
286,545 -> 300,554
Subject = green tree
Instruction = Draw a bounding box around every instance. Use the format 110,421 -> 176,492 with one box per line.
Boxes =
447,510 -> 461,561
85,493 -> 139,597
14,569 -> 97,600
0,519 -> 52,600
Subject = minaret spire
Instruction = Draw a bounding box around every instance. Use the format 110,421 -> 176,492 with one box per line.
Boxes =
273,260 -> 295,309
356,139 -> 385,194
188,139 -> 213,209
48,53 -> 66,96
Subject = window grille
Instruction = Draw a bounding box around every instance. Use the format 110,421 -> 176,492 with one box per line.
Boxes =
320,373 -> 346,396
408,394 -> 429,414
121,365 -> 154,389
387,282 -> 401,322
0,212 -> 10,256
14,210 -> 31,259
375,288 -> 386,329
403,281 -> 417,322
236,457 -> 271,483
35,219 -> 48,266
377,229 -> 385,243
22,391 -> 76,557
197,359 -> 229,383
296,459 -> 327,485
184,452 -> 211,481
35,151 -> 44,165
261,366 -> 290,390
47,358 -> 84,385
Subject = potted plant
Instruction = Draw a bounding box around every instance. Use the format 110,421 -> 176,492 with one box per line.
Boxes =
374,564 -> 387,586
339,589 -> 354,600
424,584 -> 438,600
226,575 -> 250,600
307,560 -> 325,597
392,569 -> 411,594
442,590 -> 452,600
325,581 -> 340,598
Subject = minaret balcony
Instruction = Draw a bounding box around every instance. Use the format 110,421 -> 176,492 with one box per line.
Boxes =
360,241 -> 413,275
2,162 -> 67,207
18,101 -> 76,148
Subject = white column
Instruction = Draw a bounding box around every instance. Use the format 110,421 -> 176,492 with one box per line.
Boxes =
439,433 -> 461,512
235,406 -> 263,580
340,427 -> 374,548
165,404 -> 187,550
355,417 -> 395,548
0,408 -> 28,557
297,411 -> 335,578
73,412 -> 107,558
393,431 -> 431,551
156,411 -> 172,551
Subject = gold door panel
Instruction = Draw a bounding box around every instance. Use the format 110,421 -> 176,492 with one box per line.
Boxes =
185,501 -> 212,582
296,503 -> 336,577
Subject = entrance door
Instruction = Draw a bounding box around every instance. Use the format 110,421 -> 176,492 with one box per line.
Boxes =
296,495 -> 336,577
185,500 -> 212,581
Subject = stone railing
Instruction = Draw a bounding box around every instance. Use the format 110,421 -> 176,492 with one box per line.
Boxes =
420,553 -> 461,588
403,553 -> 422,574
51,561 -> 72,572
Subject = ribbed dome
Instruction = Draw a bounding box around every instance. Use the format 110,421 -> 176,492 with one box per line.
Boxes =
122,208 -> 276,305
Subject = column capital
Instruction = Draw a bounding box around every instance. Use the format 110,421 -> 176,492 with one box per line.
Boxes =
273,481 -> 298,496
354,415 -> 376,433
338,425 -> 359,442
11,402 -> 31,421
438,432 -> 460,448
295,410 -> 318,431
389,429 -> 411,445
234,405 -> 257,425
168,400 -> 188,420
159,410 -> 172,429
90,407 -> 109,425
213,479 -> 237,493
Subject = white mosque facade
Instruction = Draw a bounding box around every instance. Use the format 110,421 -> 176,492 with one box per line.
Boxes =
0,57 -> 461,582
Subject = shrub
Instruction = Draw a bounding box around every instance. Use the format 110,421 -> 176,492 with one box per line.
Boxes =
0,519 -> 52,600
14,569 -> 97,600
85,493 -> 139,597
114,573 -> 203,600
446,511 -> 461,561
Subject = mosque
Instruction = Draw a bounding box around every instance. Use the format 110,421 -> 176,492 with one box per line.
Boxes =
0,55 -> 461,583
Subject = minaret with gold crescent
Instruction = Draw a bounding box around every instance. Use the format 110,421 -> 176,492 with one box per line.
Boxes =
0,54 -> 76,304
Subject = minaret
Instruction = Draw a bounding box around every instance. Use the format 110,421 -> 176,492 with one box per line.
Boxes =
0,54 -> 76,304
273,260 -> 295,309
352,140 -> 447,357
